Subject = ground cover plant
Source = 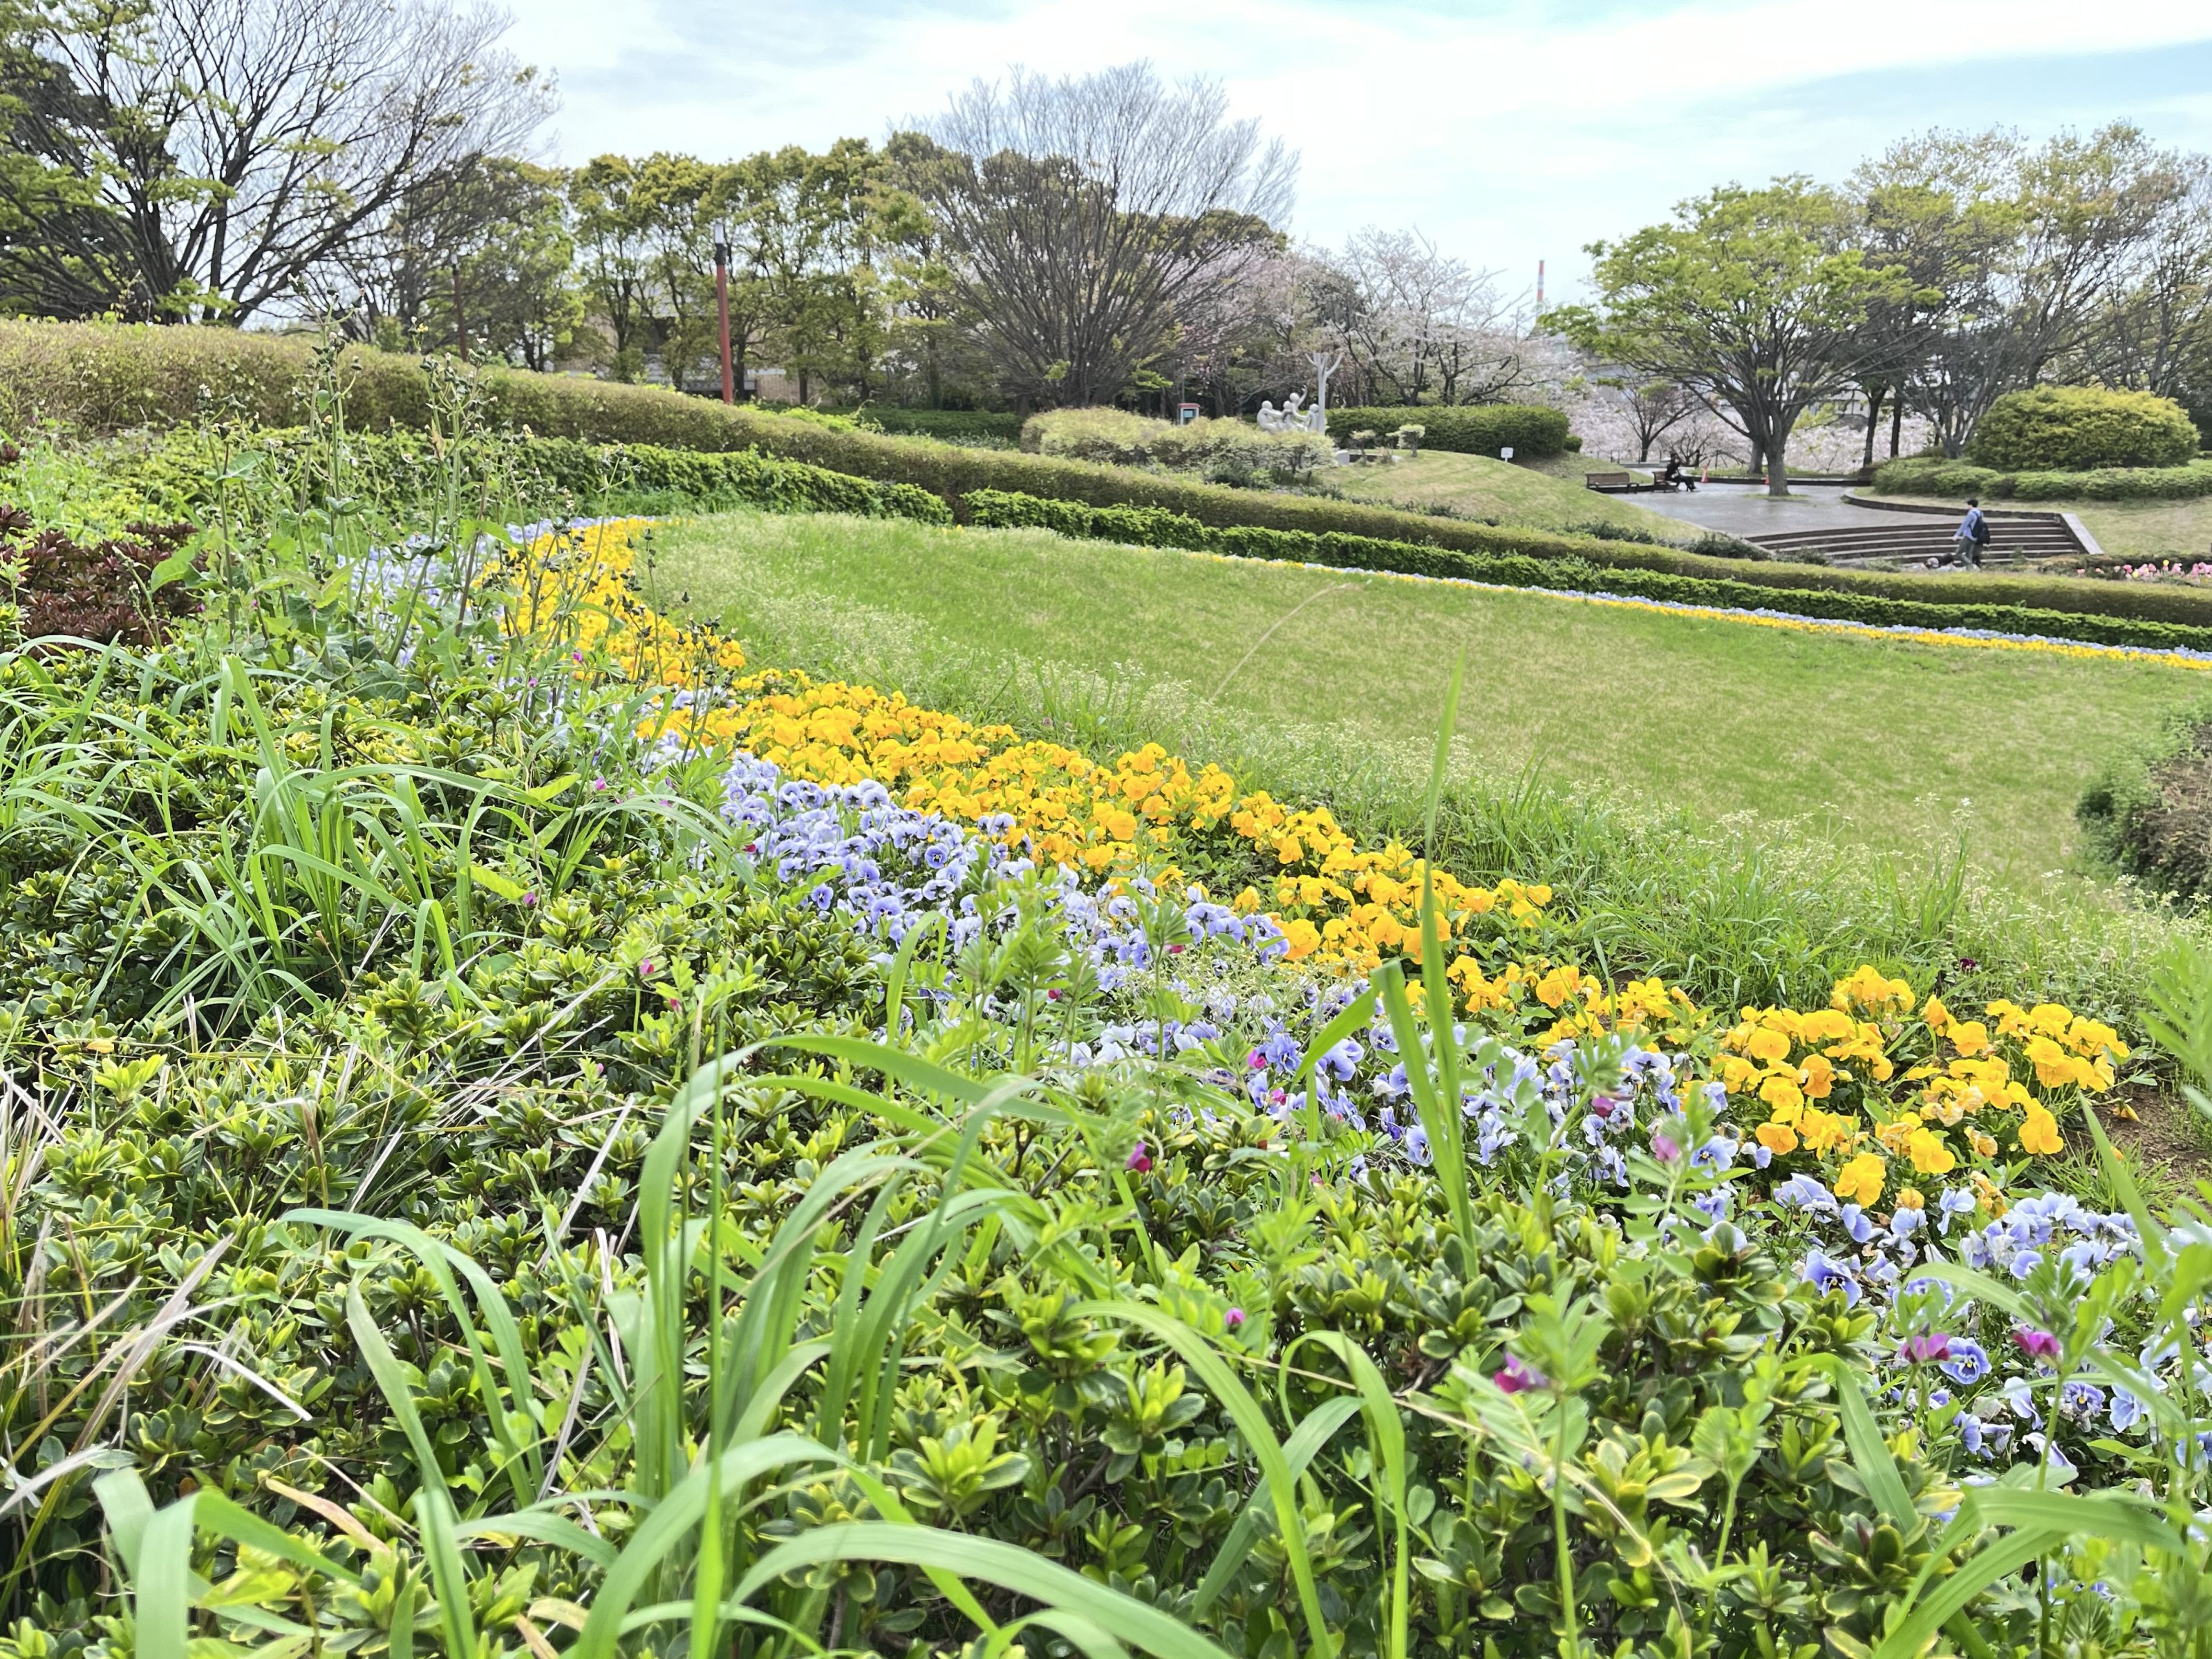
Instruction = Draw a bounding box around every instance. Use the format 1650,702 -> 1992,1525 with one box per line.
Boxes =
3,363 -> 2212,1659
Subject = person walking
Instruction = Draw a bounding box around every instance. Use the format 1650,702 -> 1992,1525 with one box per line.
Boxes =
1953,498 -> 1991,568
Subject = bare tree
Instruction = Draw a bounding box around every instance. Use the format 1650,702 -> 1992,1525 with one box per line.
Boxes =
1320,227 -> 1537,405
2085,153 -> 2212,400
5,0 -> 553,324
901,61 -> 1295,407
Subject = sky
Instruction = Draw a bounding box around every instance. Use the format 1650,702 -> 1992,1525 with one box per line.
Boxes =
499,0 -> 2212,304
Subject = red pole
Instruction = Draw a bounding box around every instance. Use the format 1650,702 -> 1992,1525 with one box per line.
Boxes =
714,240 -> 735,404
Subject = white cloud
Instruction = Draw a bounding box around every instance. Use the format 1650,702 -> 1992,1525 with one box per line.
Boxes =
506,0 -> 2212,299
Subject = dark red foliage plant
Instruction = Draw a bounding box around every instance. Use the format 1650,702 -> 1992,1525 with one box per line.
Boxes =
1,509 -> 202,648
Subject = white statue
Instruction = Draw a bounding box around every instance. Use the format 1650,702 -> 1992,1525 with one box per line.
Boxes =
1255,399 -> 1282,433
1281,390 -> 1306,429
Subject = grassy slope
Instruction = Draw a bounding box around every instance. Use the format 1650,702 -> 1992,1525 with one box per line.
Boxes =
644,509 -> 2206,879
1311,449 -> 1682,535
1882,491 -> 2212,562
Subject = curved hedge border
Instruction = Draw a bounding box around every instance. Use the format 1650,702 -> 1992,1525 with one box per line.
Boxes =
962,487 -> 2212,655
1873,453 -> 2212,502
14,320 -> 2212,631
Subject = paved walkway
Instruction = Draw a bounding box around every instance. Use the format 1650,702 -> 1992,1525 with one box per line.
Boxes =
1621,482 -> 1931,539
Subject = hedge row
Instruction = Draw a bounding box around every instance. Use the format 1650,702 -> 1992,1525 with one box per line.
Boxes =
962,487 -> 2212,654
114,425 -> 955,529
15,321 -> 2212,632
1873,453 -> 2212,502
838,408 -> 1024,442
1322,403 -> 1572,457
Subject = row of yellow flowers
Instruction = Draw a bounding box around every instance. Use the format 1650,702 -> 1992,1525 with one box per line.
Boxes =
501,520 -> 2128,1212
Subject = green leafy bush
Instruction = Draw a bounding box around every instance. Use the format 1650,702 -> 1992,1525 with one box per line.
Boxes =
1967,384 -> 2202,471
964,487 -> 2212,652
2077,700 -> 2212,899
1324,403 -> 1571,458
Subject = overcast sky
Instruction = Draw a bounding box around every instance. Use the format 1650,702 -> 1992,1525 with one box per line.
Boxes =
501,0 -> 2212,303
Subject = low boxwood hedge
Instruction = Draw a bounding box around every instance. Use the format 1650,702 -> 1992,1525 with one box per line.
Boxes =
964,486 -> 2212,654
839,407 -> 1024,442
1322,402 -> 1571,457
1873,452 -> 2212,502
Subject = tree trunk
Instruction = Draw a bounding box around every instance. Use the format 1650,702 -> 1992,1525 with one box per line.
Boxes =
1890,400 -> 1904,458
1862,386 -> 1884,469
1765,432 -> 1788,498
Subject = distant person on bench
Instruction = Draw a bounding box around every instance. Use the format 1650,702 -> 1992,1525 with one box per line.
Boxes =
1659,456 -> 1695,491
1953,498 -> 1990,568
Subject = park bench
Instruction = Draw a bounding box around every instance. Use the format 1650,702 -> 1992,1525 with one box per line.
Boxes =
1584,471 -> 1661,494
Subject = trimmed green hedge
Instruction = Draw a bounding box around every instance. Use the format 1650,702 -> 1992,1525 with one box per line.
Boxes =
18,321 -> 2212,633
963,487 -> 2212,654
1323,403 -> 1571,457
840,408 -> 1023,442
1871,452 -> 2212,502
115,426 -> 954,529
1968,385 -> 2201,471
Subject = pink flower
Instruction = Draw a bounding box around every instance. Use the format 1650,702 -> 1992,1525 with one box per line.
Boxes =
639,959 -> 655,979
1247,1049 -> 1268,1070
520,890 -> 538,908
1494,1354 -> 1546,1395
1224,1308 -> 1246,1329
1591,1095 -> 1617,1121
1650,1130 -> 1681,1163
2012,1326 -> 2061,1362
1897,1333 -> 1952,1365
1046,988 -> 1061,1001
1126,1142 -> 1152,1174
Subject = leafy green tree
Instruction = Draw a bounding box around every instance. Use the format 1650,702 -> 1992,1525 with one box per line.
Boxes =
1550,179 -> 1910,494
568,155 -> 658,379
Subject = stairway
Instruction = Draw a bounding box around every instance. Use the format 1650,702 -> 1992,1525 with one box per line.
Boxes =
1744,503 -> 2092,568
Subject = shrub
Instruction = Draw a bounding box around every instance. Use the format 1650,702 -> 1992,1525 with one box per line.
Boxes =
1967,384 -> 2202,471
2078,700 -> 2212,899
963,485 -> 2212,652
1324,402 -> 1571,458
1022,405 -> 1332,484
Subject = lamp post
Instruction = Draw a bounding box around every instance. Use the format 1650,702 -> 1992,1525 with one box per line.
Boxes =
713,229 -> 735,404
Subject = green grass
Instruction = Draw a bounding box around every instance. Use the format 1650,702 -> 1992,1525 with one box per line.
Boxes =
1304,449 -> 1680,535
644,508 -> 2206,881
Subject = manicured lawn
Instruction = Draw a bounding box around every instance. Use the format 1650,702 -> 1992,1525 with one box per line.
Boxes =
1307,448 -> 1683,535
643,509 -> 2209,879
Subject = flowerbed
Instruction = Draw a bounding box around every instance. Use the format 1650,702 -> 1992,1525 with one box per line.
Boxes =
3,480 -> 2210,1659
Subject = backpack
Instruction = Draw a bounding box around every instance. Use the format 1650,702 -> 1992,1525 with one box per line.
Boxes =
1969,512 -> 1992,545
